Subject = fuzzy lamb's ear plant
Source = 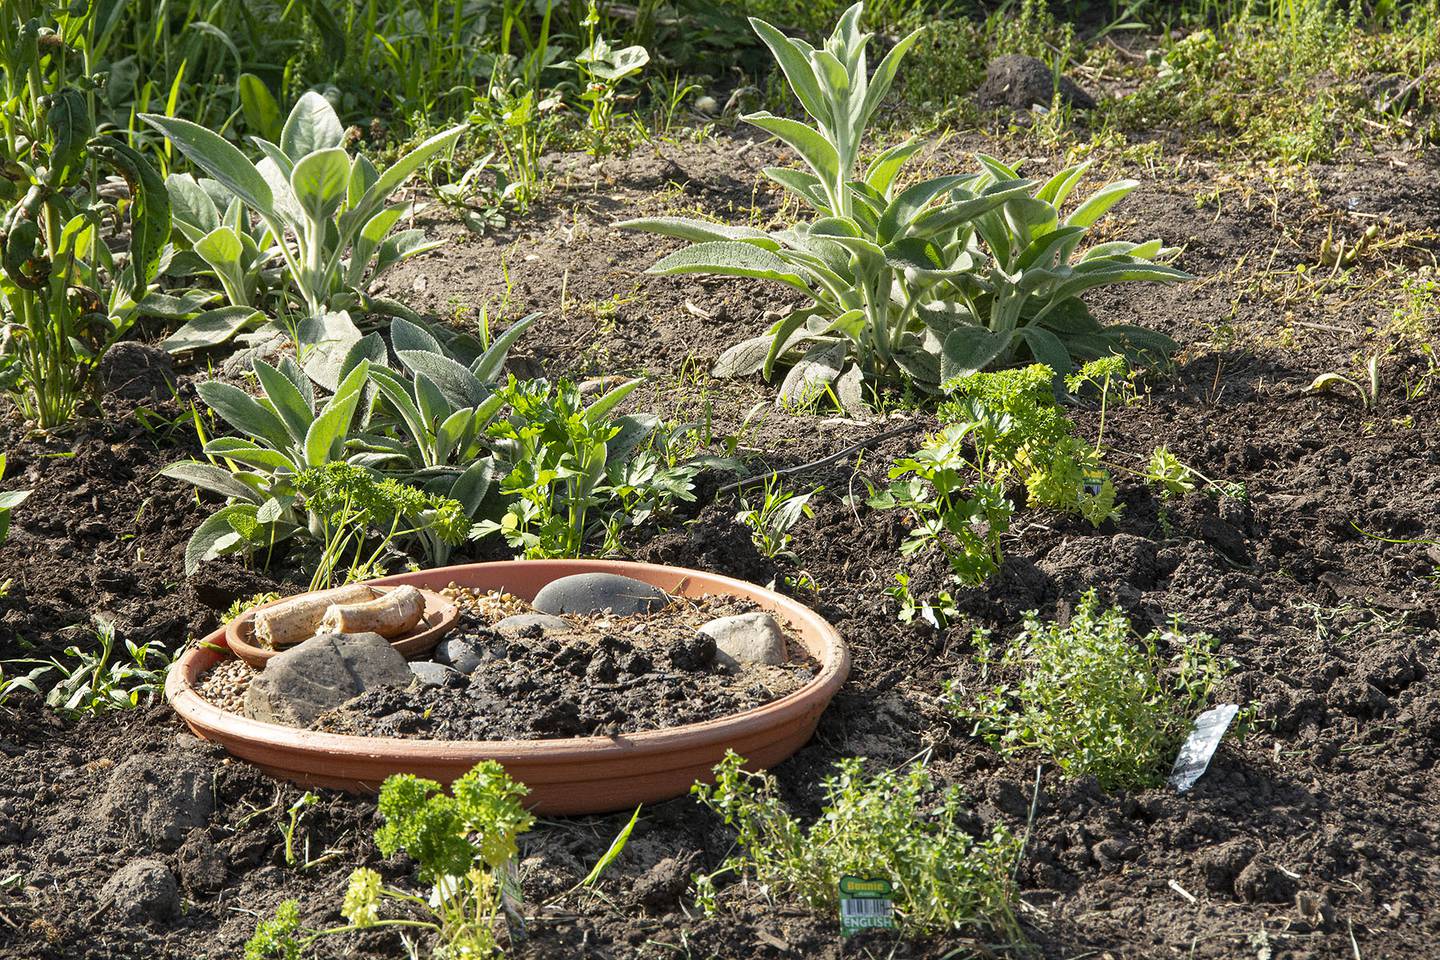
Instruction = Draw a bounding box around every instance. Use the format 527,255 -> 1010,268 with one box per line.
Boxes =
141,93 -> 464,327
935,156 -> 1192,383
744,3 -> 924,218
162,354 -> 373,573
362,313 -> 541,563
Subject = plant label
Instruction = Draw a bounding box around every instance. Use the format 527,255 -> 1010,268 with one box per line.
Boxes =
1168,703 -> 1239,793
1082,470 -> 1106,496
839,875 -> 895,936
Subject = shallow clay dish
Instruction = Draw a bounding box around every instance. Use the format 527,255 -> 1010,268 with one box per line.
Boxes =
168,560 -> 849,815
224,586 -> 459,670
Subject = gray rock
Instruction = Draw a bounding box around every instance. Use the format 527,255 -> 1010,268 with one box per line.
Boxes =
176,828 -> 226,894
532,573 -> 670,617
975,54 -> 1095,111
700,612 -> 788,670
435,635 -> 487,673
244,632 -> 411,726
101,753 -> 215,851
493,613 -> 573,639
410,661 -> 458,687
100,859 -> 179,923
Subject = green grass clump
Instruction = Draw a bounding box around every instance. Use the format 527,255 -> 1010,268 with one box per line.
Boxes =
949,590 -> 1231,791
693,751 -> 1023,941
1114,0 -> 1440,161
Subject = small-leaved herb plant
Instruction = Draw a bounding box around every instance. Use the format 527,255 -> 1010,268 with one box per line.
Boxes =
948,590 -> 1231,791
246,760 -> 534,960
294,462 -> 469,591
942,362 -> 1120,526
866,413 -> 1015,587
693,751 -> 1023,941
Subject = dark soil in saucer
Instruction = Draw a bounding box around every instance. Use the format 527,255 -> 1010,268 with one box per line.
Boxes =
310,599 -> 817,740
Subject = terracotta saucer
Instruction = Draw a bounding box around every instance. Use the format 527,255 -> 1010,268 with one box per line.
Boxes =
169,560 -> 849,815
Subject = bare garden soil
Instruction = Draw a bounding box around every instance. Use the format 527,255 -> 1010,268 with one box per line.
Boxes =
0,128 -> 1437,959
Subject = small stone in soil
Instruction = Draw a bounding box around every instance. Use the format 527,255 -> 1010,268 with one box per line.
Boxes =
410,661 -> 460,687
493,612 -> 573,639
531,573 -> 670,616
435,635 -> 488,674
700,612 -> 787,670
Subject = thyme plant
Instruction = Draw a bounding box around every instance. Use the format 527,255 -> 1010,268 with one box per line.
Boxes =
693,752 -> 1023,940
949,591 -> 1232,791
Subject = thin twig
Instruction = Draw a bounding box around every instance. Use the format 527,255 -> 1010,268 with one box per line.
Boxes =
714,421 -> 922,496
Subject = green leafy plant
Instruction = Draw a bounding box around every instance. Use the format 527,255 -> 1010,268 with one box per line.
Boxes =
948,590 -> 1231,791
0,453 -> 30,549
221,591 -> 282,625
2,616 -> 172,717
157,173 -> 278,351
1143,445 -> 1196,498
363,315 -> 541,563
162,355 -> 372,574
475,376 -> 711,558
867,415 -> 1015,587
620,4 -> 1187,406
245,760 -> 535,960
568,0 -> 650,156
886,572 -> 957,630
735,478 -> 820,561
141,92 -> 464,335
1306,354 -> 1382,409
943,363 -> 1119,526
0,0 -> 172,428
693,751 -> 1022,940
295,462 -> 469,591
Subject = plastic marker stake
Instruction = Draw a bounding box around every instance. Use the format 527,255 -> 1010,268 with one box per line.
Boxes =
1168,703 -> 1239,793
839,876 -> 895,936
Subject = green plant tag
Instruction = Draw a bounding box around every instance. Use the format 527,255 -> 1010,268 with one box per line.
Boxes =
838,876 -> 895,936
1082,469 -> 1106,496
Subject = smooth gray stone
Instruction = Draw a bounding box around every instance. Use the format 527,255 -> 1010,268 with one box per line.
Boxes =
531,573 -> 670,617
435,635 -> 486,673
699,612 -> 788,670
410,661 -> 458,687
493,613 -> 573,639
244,632 -> 411,726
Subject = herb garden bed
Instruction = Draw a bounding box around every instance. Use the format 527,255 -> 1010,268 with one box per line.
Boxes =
2,1 -> 1440,956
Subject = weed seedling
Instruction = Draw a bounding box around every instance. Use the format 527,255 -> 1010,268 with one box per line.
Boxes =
735,477 -> 820,561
